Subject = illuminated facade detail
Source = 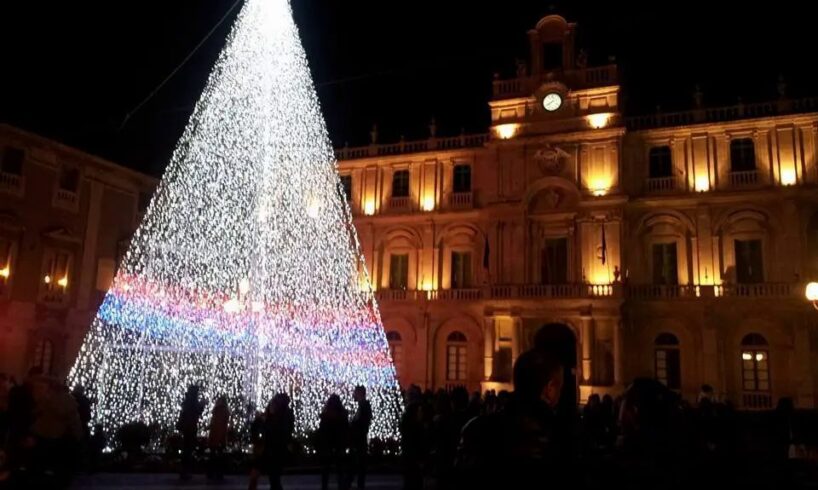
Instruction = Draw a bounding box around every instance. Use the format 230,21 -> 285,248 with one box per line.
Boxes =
334,14 -> 818,409
66,0 -> 401,440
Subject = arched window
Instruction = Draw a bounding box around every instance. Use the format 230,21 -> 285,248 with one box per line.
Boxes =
730,138 -> 756,172
386,331 -> 403,380
741,333 -> 770,393
654,333 -> 680,390
446,331 -> 468,382
32,338 -> 54,375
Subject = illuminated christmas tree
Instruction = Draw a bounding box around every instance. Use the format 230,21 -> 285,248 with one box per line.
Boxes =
69,0 -> 402,440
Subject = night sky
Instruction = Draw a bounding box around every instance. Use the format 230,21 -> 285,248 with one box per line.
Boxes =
1,1 -> 814,177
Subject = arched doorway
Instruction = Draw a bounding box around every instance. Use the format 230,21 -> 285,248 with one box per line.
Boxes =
534,323 -> 578,416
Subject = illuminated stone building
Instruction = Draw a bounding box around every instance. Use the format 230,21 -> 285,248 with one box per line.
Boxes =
0,124 -> 156,379
335,15 -> 818,409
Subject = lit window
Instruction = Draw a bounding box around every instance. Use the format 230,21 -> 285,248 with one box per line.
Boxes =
32,338 -> 54,375
446,331 -> 468,381
741,333 -> 770,392
387,331 -> 403,381
389,254 -> 409,290
451,252 -> 473,289
42,250 -> 71,294
654,333 -> 680,390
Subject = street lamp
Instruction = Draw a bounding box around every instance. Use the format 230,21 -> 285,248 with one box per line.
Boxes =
806,282 -> 818,310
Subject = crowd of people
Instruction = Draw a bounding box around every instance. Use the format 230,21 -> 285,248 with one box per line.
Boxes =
1,348 -> 815,489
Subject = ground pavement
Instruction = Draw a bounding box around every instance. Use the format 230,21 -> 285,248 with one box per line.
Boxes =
71,473 -> 401,490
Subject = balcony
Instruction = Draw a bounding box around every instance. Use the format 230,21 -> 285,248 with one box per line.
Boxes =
53,188 -> 79,212
428,288 -> 482,301
0,172 -> 24,197
730,170 -> 759,188
375,289 -> 424,302
335,133 -> 489,161
742,392 -> 773,410
450,192 -> 473,210
492,65 -> 617,98
628,282 -> 795,300
389,196 -> 411,212
645,176 -> 681,194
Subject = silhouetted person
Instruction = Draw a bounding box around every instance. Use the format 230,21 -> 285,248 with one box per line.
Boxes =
317,394 -> 348,490
88,424 -> 106,473
455,348 -> 564,489
400,388 -> 425,490
348,386 -> 371,490
30,378 -> 83,488
6,368 -> 41,480
70,385 -> 91,442
207,395 -> 230,481
583,394 -> 605,449
177,385 -> 206,481
262,393 -> 295,490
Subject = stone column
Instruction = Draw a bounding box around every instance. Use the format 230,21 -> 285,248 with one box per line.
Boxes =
511,317 -> 523,366
76,180 -> 103,310
483,316 -> 496,381
613,320 -> 624,386
795,322 -> 815,408
581,316 -> 594,384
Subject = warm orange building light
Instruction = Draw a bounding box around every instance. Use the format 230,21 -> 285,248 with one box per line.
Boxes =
57,276 -> 68,288
0,265 -> 9,279
494,123 -> 519,140
422,196 -> 435,212
363,200 -> 376,216
781,167 -> 797,186
694,175 -> 710,192
586,113 -> 613,129
44,274 -> 52,285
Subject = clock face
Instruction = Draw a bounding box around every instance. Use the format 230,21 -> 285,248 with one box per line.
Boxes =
542,92 -> 563,112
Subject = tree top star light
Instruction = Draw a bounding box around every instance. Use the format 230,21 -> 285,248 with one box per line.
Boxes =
69,0 -> 402,441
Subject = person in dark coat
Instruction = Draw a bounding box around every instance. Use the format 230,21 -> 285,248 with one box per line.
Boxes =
348,386 -> 372,490
455,348 -> 564,489
317,394 -> 349,490
206,395 -> 230,481
177,385 -> 206,481
259,393 -> 294,490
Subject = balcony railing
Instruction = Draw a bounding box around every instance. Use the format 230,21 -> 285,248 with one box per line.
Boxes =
335,133 -> 489,160
742,392 -> 773,410
629,282 -> 794,300
389,196 -> 411,212
375,289 -> 423,302
53,188 -> 79,211
645,176 -> 681,193
721,282 -> 792,298
450,192 -> 473,209
0,172 -> 24,197
429,288 -> 482,301
730,169 -> 759,188
492,65 -> 618,98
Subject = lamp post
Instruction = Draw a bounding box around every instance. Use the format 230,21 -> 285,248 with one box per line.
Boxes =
805,282 -> 818,310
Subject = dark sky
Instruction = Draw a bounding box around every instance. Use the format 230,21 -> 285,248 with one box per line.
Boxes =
1,1 -> 815,176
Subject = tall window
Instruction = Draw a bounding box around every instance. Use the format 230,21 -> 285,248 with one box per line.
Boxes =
730,138 -> 756,172
652,243 -> 679,285
735,239 -> 763,283
58,167 -> 80,192
42,250 -> 71,293
32,338 -> 54,375
389,254 -> 409,290
387,331 -> 403,381
542,43 -> 563,70
339,175 -> 352,202
1,147 -> 24,175
450,251 -> 473,289
648,146 -> 673,178
654,333 -> 681,390
541,238 -> 568,284
741,333 -> 770,392
446,331 -> 468,382
0,238 -> 13,288
392,170 -> 410,198
453,165 -> 472,193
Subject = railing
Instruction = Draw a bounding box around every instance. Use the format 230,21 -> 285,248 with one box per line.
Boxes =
722,282 -> 792,298
492,65 -> 618,98
730,170 -> 759,188
429,288 -> 483,301
742,392 -> 773,410
53,188 -> 79,211
389,196 -> 411,211
0,172 -> 24,196
450,192 -> 473,209
375,289 -> 424,302
40,290 -> 68,307
335,133 -> 489,160
645,176 -> 681,193
628,284 -> 699,299
626,97 -> 818,131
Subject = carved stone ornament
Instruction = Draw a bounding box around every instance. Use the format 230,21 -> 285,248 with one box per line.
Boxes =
533,144 -> 570,175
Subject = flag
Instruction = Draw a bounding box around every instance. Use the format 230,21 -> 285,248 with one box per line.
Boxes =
600,223 -> 607,265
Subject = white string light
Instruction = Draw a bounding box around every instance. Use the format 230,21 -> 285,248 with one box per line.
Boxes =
69,0 -> 402,442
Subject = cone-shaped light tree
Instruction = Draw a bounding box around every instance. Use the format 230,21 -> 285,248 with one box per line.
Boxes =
69,0 -> 402,440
